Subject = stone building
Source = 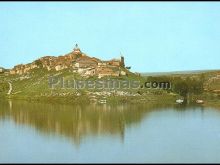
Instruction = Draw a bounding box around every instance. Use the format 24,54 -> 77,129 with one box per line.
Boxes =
74,56 -> 98,68
97,67 -> 120,78
0,67 -> 5,73
8,44 -> 127,78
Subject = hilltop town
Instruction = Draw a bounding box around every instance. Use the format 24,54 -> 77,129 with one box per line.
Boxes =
0,45 -> 220,107
2,44 -> 128,78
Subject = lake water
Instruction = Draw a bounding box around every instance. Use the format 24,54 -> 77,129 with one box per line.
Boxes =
0,100 -> 220,163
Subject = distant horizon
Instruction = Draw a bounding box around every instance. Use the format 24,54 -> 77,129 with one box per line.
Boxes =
1,2 -> 220,72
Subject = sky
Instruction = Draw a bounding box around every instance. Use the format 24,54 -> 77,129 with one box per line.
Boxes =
0,2 -> 220,73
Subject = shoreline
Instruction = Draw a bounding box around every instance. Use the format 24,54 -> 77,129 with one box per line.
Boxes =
1,92 -> 178,106
1,92 -> 220,110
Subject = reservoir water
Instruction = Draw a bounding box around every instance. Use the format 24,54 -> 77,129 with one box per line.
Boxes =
0,100 -> 220,163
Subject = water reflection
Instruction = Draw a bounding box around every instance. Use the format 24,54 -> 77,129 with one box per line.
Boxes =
0,100 -> 171,145
1,100 -> 220,163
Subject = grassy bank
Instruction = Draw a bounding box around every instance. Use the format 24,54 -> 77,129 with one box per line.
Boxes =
1,68 -> 220,107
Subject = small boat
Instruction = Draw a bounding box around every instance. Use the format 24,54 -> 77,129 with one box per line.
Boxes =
176,99 -> 184,104
196,99 -> 204,104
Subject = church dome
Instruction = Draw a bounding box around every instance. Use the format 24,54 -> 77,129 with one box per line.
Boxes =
73,44 -> 81,54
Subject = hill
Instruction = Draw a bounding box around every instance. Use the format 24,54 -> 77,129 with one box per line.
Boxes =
7,44 -> 127,79
0,45 -> 220,106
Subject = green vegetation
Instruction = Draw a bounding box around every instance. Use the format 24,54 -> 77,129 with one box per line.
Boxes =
143,70 -> 220,107
0,68 -> 219,106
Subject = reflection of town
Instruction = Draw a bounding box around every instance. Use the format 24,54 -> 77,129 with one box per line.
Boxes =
0,100 -> 170,145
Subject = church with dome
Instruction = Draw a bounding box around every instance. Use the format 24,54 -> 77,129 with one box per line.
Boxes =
9,43 -> 127,78
73,44 -> 82,54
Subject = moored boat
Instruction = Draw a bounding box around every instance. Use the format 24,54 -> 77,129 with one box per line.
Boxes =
176,99 -> 184,104
196,99 -> 204,104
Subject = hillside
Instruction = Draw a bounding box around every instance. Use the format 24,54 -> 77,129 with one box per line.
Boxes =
0,45 -> 176,104
0,45 -> 220,106
5,44 -> 127,79
1,67 -> 220,106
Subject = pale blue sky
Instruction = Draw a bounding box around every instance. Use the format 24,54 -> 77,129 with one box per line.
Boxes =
0,2 -> 220,72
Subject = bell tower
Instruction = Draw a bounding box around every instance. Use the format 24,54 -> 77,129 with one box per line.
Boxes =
120,54 -> 125,67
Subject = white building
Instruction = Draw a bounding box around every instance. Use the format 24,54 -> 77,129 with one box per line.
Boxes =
0,67 -> 5,73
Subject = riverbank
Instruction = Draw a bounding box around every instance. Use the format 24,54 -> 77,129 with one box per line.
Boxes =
3,91 -> 220,109
1,90 -> 178,106
1,68 -> 220,107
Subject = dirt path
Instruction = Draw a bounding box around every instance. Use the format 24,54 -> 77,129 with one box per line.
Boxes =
7,82 -> 12,95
